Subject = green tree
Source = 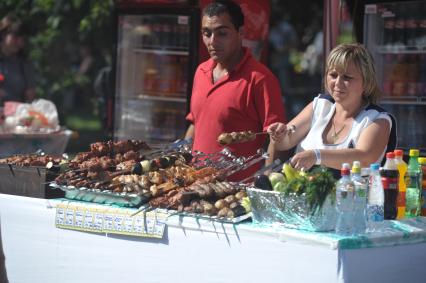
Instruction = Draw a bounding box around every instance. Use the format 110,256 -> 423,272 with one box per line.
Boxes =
0,1 -> 115,152
0,0 -> 114,107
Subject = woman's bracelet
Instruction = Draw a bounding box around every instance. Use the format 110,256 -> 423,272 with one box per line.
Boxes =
313,149 -> 321,165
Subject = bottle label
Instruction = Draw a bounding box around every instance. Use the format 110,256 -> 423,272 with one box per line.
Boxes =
381,177 -> 398,190
405,173 -> 421,189
357,188 -> 367,198
367,205 -> 384,222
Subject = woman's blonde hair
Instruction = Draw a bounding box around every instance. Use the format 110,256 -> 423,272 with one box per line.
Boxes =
325,43 -> 381,104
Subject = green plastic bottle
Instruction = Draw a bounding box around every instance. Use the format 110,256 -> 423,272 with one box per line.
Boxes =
405,149 -> 422,217
394,149 -> 407,219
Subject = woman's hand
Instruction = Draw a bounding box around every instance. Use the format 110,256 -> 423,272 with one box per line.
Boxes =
290,150 -> 316,171
267,122 -> 288,141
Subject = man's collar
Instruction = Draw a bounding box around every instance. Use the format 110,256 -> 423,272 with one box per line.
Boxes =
200,47 -> 251,73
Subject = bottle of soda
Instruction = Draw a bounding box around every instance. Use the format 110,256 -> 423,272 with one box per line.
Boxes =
335,163 -> 355,236
406,54 -> 418,97
394,149 -> 407,219
405,149 -> 422,217
381,152 -> 399,220
391,54 -> 407,97
394,6 -> 406,47
416,3 -> 426,48
367,163 -> 385,233
405,2 -> 418,47
351,161 -> 367,234
382,54 -> 394,96
419,157 -> 426,216
419,53 -> 426,96
383,16 -> 395,48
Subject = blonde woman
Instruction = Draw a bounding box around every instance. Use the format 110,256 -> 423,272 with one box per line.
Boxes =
267,43 -> 396,171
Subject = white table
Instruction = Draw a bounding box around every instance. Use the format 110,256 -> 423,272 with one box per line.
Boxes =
1,193 -> 425,283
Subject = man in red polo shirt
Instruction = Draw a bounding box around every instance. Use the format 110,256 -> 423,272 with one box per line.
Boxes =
185,0 -> 286,180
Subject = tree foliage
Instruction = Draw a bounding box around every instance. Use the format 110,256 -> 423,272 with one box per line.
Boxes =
0,0 -> 114,100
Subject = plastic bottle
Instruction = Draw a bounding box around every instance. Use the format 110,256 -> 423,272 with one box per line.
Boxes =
351,161 -> 367,234
366,163 -> 385,232
416,3 -> 426,48
405,3 -> 417,46
405,149 -> 422,217
391,54 -> 407,97
418,157 -> 426,216
383,16 -> 395,48
419,53 -> 426,96
406,54 -> 418,97
394,149 -> 407,219
335,163 -> 355,236
381,152 -> 399,220
382,54 -> 393,96
394,5 -> 406,47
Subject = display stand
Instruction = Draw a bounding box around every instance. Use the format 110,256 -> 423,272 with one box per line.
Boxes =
0,129 -> 72,157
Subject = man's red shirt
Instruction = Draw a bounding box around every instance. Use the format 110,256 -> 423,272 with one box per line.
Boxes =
187,48 -> 286,180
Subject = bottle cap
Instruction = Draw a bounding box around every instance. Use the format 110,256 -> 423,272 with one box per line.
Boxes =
351,161 -> 361,173
386,152 -> 395,159
370,163 -> 380,171
394,149 -> 403,157
409,149 -> 419,157
419,157 -> 426,165
341,162 -> 350,175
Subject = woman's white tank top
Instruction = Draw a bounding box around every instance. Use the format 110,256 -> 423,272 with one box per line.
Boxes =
296,94 -> 394,164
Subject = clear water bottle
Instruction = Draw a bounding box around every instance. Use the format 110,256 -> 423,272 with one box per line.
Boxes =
367,163 -> 385,232
335,163 -> 355,236
351,161 -> 367,234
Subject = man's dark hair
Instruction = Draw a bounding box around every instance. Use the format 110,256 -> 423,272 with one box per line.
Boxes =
203,0 -> 244,30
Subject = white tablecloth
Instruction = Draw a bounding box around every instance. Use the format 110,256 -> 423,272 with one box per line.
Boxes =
1,194 -> 425,283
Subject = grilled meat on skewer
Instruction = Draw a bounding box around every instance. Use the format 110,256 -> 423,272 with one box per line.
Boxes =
217,131 -> 256,145
0,154 -> 62,167
90,140 -> 150,156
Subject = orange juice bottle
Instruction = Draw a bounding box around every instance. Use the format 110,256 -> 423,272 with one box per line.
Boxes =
394,149 -> 407,219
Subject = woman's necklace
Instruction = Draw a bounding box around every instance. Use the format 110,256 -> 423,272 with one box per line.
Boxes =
331,119 -> 345,143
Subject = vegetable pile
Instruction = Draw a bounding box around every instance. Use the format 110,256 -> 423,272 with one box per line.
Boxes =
254,164 -> 336,214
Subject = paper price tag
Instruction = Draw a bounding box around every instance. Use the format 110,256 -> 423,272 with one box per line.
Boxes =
55,205 -> 66,227
103,213 -> 114,231
93,211 -> 104,231
123,215 -> 134,233
133,217 -> 145,234
65,208 -> 75,227
146,218 -> 155,234
83,209 -> 94,230
113,214 -> 124,232
74,208 -> 85,228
